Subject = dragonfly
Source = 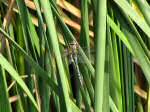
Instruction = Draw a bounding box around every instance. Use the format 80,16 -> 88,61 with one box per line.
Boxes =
61,41 -> 95,98
62,42 -> 95,65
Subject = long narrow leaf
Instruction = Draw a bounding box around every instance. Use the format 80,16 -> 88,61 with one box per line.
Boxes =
94,0 -> 107,111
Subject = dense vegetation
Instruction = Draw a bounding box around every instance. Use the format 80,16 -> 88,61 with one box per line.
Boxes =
0,0 -> 150,112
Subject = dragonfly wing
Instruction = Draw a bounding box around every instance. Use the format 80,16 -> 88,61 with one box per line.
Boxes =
77,48 -> 95,64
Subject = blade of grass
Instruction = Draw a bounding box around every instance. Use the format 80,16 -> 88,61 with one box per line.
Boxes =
80,0 -> 90,58
0,67 -> 12,112
109,96 -> 119,112
94,0 -> 107,112
103,34 -> 109,112
134,0 -> 150,27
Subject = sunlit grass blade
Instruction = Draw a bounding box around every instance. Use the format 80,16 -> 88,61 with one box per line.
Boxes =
103,35 -> 109,112
94,0 -> 107,112
109,96 -> 119,112
134,0 -> 150,27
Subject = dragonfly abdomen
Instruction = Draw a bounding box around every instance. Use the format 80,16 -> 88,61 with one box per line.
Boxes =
69,62 -> 80,99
